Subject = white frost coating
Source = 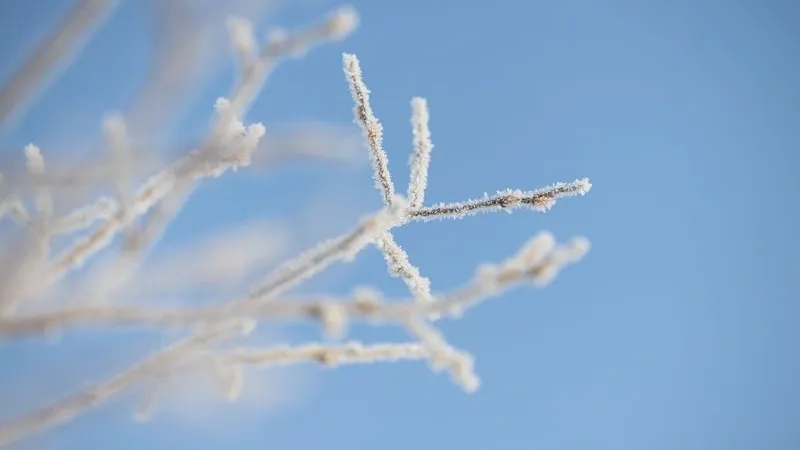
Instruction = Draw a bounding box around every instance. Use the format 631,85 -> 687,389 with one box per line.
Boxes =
102,112 -> 133,222
377,232 -> 433,303
25,144 -> 52,220
408,97 -> 433,209
410,178 -> 592,222
243,195 -> 407,304
0,0 -> 117,127
327,6 -> 360,39
49,102 -> 266,283
343,53 -> 395,206
102,113 -> 128,157
448,350 -> 481,393
225,17 -> 256,66
24,144 -> 44,175
340,195 -> 408,262
42,10 -> 361,288
0,197 -> 29,224
51,197 -> 118,235
133,384 -> 159,423
319,302 -> 348,340
508,231 -> 557,272
530,236 -> 591,287
209,358 -> 245,402
405,318 -> 481,393
225,342 -> 427,368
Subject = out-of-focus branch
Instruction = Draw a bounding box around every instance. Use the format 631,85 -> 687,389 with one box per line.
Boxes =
410,178 -> 592,221
236,197 -> 407,306
43,8 -> 358,289
0,0 -> 118,130
343,53 -> 394,206
222,341 -> 427,368
0,319 -> 254,448
0,232 -> 589,338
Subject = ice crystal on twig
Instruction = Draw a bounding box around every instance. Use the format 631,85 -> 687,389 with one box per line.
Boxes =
408,97 -> 433,209
343,53 -> 395,206
411,178 -> 592,221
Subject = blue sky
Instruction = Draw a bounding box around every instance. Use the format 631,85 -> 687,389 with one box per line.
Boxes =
0,0 -> 798,449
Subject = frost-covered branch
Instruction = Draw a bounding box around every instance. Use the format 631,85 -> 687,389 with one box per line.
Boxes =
0,0 -> 117,128
410,178 -> 592,221
0,232 -> 589,337
223,342 -> 427,368
0,319 -> 254,448
0,4 -> 592,447
42,7 -> 357,291
343,53 -> 395,206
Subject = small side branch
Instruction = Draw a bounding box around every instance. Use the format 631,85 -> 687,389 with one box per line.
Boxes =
0,320 -> 253,448
408,97 -> 433,209
0,0 -> 117,128
342,53 -> 395,206
224,341 -> 427,367
410,178 -> 592,221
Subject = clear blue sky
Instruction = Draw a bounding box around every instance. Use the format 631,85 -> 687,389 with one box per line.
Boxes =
0,1 -> 798,449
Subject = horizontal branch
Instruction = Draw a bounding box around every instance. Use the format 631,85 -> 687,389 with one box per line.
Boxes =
410,178 -> 591,221
0,234 -> 588,338
223,341 -> 427,367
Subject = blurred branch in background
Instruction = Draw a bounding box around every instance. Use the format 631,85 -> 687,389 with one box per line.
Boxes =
0,0 -> 118,131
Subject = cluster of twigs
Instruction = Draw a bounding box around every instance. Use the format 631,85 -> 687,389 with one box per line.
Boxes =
0,2 -> 591,447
